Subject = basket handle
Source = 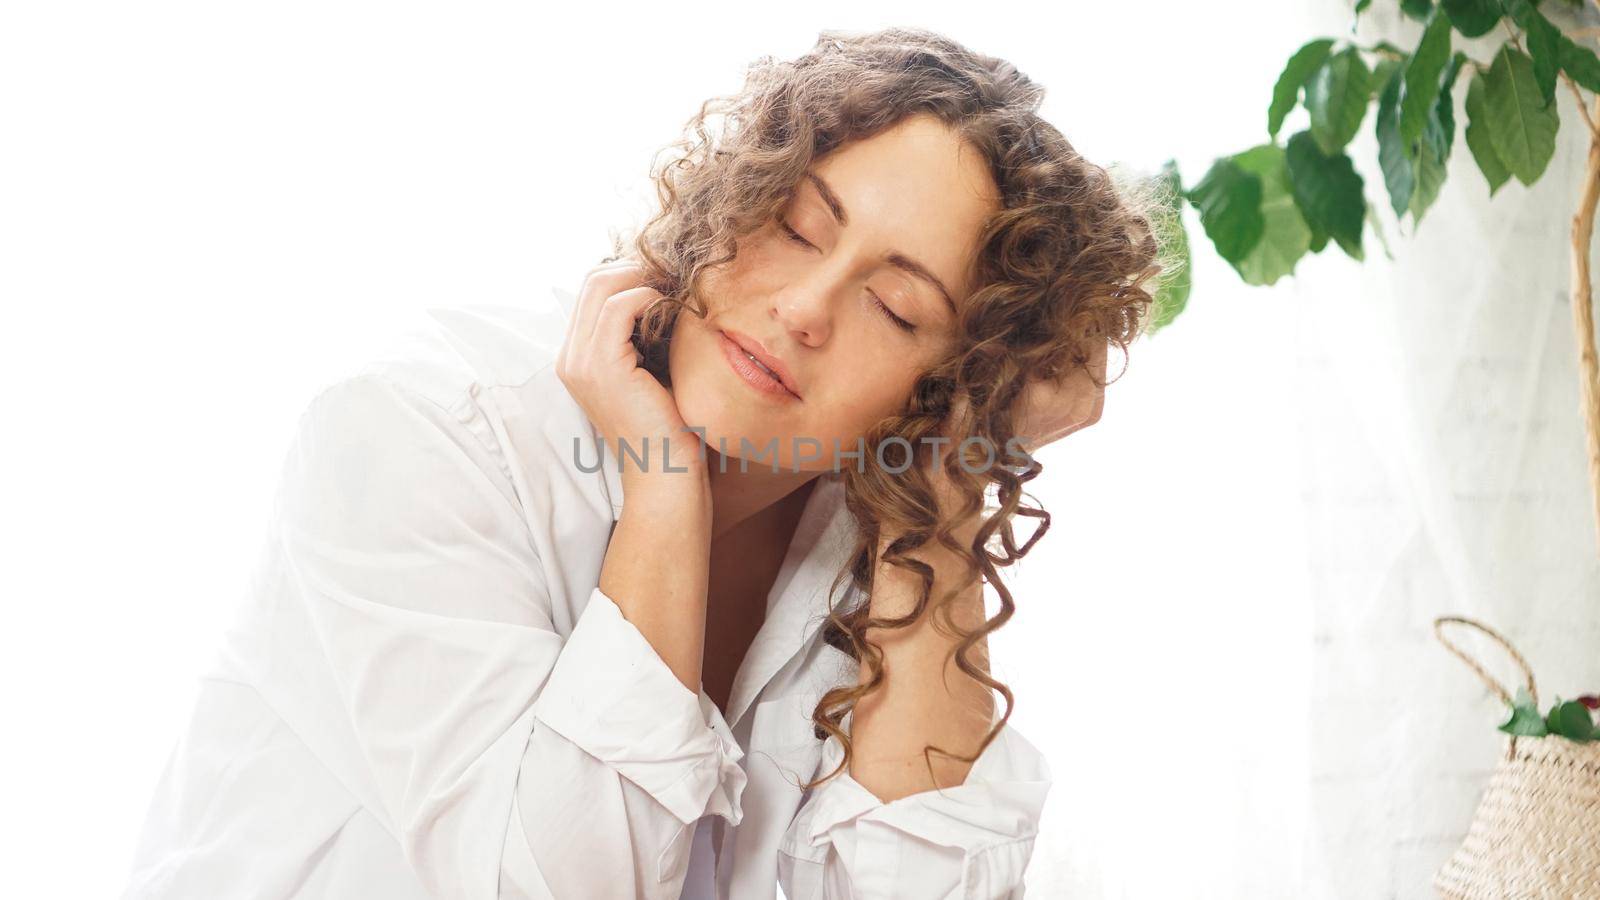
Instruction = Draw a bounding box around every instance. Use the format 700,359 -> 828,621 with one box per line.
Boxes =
1432,615 -> 1539,709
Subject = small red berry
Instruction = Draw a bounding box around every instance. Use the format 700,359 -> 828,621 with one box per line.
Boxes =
1578,695 -> 1600,710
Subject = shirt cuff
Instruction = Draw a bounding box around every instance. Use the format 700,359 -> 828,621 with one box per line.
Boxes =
785,713 -> 1051,890
530,586 -> 747,827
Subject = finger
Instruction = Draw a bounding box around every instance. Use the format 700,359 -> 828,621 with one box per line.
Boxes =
1088,335 -> 1109,384
1070,366 -> 1106,428
591,285 -> 660,368
1083,382 -> 1105,429
1057,351 -> 1107,436
572,261 -> 648,349
561,262 -> 644,367
585,256 -> 646,281
1083,338 -> 1108,427
585,257 -> 642,280
1020,340 -> 1108,448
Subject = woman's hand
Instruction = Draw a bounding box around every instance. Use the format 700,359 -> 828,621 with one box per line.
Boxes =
945,333 -> 1109,463
1010,335 -> 1109,453
556,260 -> 707,491
921,334 -> 1110,530
564,260 -> 715,692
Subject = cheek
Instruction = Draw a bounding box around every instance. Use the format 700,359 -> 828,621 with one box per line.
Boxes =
665,310 -> 704,379
699,233 -> 786,303
804,360 -> 924,440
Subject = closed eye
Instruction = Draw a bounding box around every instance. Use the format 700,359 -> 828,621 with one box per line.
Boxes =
778,218 -> 814,249
778,219 -> 917,335
868,291 -> 916,334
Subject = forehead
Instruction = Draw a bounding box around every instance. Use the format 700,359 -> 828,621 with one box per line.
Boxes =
804,116 -> 999,303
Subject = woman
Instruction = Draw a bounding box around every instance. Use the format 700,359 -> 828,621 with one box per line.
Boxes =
122,26 -> 1164,900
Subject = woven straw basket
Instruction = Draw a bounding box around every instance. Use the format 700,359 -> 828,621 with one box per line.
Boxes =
1431,615 -> 1600,899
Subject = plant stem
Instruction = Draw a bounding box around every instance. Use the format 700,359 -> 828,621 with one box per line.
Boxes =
1565,75 -> 1599,138
1348,40 -> 1406,60
1569,92 -> 1600,558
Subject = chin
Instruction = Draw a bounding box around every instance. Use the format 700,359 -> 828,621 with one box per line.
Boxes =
670,380 -> 808,471
666,320 -> 801,471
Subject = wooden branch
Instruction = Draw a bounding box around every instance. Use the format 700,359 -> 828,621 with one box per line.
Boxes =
1564,71 -> 1600,139
1568,93 -> 1600,558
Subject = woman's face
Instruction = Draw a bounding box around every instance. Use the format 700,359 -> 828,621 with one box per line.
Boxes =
668,113 -> 1002,472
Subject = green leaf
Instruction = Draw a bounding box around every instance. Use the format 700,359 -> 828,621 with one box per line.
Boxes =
1546,697 -> 1565,734
1373,55 -> 1404,87
1147,161 -> 1193,335
1506,0 -> 1563,106
1376,61 -> 1416,218
1499,699 -> 1550,736
1484,45 -> 1560,185
1308,220 -> 1330,253
1308,48 -> 1374,155
1365,200 -> 1394,260
1465,72 -> 1511,195
1509,0 -> 1600,95
1356,0 -> 1372,12
1550,700 -> 1596,740
1434,51 -> 1467,157
1371,55 -> 1405,115
1410,133 -> 1449,225
1402,0 -> 1435,19
1231,143 -> 1312,285
1188,158 -> 1265,265
1285,130 -> 1365,261
1402,12 -> 1454,152
1559,39 -> 1600,94
1270,39 -> 1337,139
1441,0 -> 1501,37
1410,49 -> 1465,225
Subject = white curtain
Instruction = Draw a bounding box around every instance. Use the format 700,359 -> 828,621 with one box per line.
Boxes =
1291,7 -> 1600,894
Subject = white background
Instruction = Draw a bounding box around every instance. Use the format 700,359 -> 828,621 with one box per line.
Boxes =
4,2 -> 1597,898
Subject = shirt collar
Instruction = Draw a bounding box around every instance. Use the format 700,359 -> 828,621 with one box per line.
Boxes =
724,471 -> 860,730
597,446 -> 861,729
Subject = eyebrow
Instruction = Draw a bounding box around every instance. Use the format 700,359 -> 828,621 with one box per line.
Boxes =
804,172 -> 960,317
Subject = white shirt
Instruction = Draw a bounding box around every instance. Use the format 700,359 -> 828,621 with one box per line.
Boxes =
120,290 -> 1054,900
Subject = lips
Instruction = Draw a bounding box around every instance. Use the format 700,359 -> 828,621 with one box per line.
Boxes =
740,348 -> 785,386
720,329 -> 802,399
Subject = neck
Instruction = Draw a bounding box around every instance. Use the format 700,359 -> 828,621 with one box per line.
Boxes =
706,446 -> 821,542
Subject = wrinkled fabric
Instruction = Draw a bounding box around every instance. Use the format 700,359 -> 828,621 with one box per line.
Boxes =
119,290 -> 1053,899
779,710 -> 1052,900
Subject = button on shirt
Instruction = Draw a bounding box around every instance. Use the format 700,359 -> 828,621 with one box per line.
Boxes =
120,289 -> 1054,899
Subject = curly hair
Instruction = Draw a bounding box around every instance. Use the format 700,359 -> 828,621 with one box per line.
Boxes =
599,25 -> 1173,794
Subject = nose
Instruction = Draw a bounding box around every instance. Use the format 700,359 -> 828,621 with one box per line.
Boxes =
769,277 -> 835,347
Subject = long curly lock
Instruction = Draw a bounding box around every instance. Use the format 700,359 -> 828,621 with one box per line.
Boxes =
603,25 -> 1174,793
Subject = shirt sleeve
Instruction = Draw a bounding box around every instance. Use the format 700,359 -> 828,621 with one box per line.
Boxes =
776,711 -> 1052,899
272,373 -> 745,900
